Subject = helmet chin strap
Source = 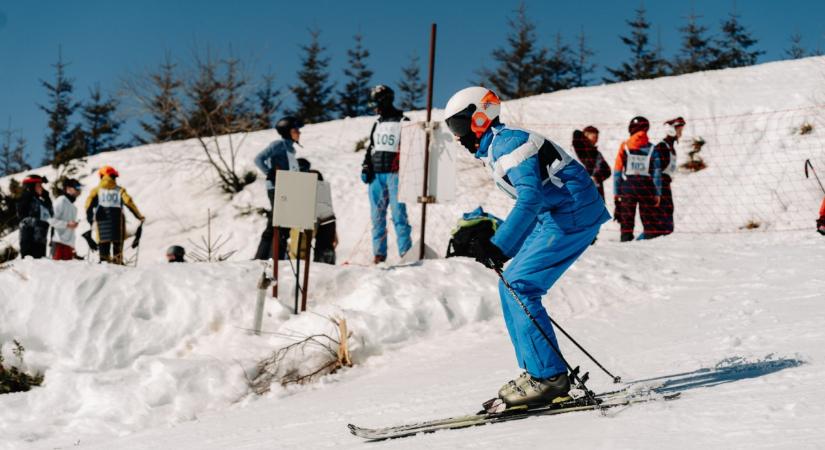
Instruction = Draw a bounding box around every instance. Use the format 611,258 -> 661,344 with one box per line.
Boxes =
459,133 -> 479,154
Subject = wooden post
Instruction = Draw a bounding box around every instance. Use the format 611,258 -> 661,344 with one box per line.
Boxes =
300,230 -> 313,312
418,23 -> 437,260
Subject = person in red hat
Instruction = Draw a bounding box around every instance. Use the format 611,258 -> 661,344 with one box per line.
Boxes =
613,116 -> 664,241
651,117 -> 686,236
16,174 -> 53,258
85,165 -> 145,264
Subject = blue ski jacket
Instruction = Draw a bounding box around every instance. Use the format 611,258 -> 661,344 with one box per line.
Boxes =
254,139 -> 298,191
476,124 -> 610,257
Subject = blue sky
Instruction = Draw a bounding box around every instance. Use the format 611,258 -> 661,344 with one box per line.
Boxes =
1,0 -> 823,165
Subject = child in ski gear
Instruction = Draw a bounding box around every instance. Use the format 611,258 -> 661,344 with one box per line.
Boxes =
572,126 -> 611,199
651,117 -> 686,237
16,174 -> 53,259
166,245 -> 185,262
360,85 -> 412,264
49,178 -> 82,260
253,116 -> 303,260
85,166 -> 145,264
613,116 -> 665,241
445,87 -> 610,407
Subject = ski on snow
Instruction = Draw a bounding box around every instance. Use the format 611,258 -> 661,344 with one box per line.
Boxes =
348,385 -> 680,441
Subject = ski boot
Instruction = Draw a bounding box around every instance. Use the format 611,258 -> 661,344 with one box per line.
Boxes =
500,372 -> 571,408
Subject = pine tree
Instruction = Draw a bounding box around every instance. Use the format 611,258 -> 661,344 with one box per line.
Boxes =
711,11 -> 763,69
136,54 -> 184,144
254,73 -> 282,130
786,32 -> 806,59
673,12 -> 717,74
185,52 -> 223,137
570,28 -> 596,87
476,2 -> 542,99
605,5 -> 668,82
0,120 -> 29,176
397,53 -> 425,111
39,49 -> 78,165
338,33 -> 373,118
219,56 -> 253,133
536,33 -> 576,93
291,28 -> 335,123
83,84 -> 122,154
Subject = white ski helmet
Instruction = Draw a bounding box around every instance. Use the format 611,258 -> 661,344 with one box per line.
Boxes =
444,86 -> 501,140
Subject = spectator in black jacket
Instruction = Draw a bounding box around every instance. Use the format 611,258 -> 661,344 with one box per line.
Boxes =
16,174 -> 53,259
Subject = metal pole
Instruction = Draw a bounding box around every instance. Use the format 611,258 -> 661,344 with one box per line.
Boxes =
294,231 -> 301,314
271,227 -> 279,297
418,23 -> 437,260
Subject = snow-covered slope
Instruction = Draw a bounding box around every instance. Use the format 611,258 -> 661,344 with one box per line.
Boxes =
1,57 -> 824,449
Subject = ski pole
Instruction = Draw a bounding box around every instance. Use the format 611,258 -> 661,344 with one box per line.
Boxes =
546,314 -> 621,384
493,267 -> 602,411
805,159 -> 825,195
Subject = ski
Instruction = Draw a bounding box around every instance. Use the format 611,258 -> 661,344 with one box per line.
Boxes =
348,387 -> 679,441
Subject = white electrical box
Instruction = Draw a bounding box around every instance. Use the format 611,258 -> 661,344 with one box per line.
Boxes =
272,170 -> 319,230
398,121 -> 457,204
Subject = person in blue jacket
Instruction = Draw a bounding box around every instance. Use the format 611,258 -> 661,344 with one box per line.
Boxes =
253,116 -> 303,260
360,85 -> 412,264
444,86 -> 610,407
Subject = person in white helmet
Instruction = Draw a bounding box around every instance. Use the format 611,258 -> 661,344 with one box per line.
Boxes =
444,86 -> 610,408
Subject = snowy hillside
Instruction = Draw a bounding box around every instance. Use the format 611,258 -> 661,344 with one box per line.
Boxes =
1,57 -> 825,449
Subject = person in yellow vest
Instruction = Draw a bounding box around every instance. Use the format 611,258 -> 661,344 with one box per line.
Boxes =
85,165 -> 145,264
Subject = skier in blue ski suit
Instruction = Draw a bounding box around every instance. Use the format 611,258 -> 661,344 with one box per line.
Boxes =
360,85 -> 412,263
444,87 -> 610,407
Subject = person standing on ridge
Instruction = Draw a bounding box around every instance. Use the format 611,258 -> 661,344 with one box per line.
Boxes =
85,166 -> 145,264
49,178 -> 83,260
360,85 -> 412,264
16,174 -> 53,259
444,86 -> 610,408
572,126 -> 611,200
253,116 -> 303,260
651,117 -> 686,237
613,116 -> 664,241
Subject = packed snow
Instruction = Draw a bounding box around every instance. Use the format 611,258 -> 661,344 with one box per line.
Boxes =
1,57 -> 824,449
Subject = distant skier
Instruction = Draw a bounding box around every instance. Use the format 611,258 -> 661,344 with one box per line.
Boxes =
360,85 -> 412,264
48,178 -> 83,260
16,174 -> 53,259
444,87 -> 609,407
85,166 -> 145,264
652,117 -> 686,237
613,116 -> 664,241
571,126 -> 611,199
253,116 -> 303,260
817,198 -> 825,235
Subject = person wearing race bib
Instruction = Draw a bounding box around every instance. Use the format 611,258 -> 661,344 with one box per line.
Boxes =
16,174 -> 53,259
360,85 -> 412,264
613,116 -> 665,241
651,117 -> 686,237
253,116 -> 303,261
444,86 -> 609,408
85,165 -> 145,264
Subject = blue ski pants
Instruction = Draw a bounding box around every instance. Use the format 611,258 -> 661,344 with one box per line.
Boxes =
499,212 -> 601,379
369,172 -> 412,257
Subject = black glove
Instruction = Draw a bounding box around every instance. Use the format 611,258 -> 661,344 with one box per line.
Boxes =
469,238 -> 510,270
82,230 -> 99,252
361,163 -> 375,184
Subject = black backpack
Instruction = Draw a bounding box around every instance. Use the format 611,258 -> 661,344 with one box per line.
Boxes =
446,207 -> 502,258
